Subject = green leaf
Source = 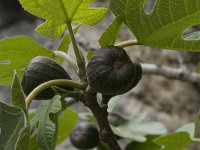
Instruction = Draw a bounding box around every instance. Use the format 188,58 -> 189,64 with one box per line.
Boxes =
57,25 -> 79,52
195,109 -> 200,134
78,112 -> 96,121
28,135 -> 40,150
0,36 -> 54,85
97,141 -> 111,150
19,0 -> 107,39
196,63 -> 200,74
111,112 -> 167,142
30,95 -> 62,150
57,108 -> 78,144
87,51 -> 95,61
176,123 -> 195,138
0,101 -> 25,150
110,0 -> 200,52
109,0 -> 127,23
99,16 -> 123,46
154,132 -> 192,150
11,71 -> 26,113
125,135 -> 161,150
15,125 -> 30,150
107,96 -> 121,113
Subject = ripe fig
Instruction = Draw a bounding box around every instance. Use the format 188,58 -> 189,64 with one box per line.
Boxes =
86,46 -> 142,95
21,56 -> 73,99
70,123 -> 100,149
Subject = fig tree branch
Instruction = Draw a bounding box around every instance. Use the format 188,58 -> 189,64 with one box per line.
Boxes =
83,88 -> 121,150
142,63 -> 200,83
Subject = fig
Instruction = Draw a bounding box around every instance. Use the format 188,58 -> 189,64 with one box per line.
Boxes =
70,123 -> 100,149
21,56 -> 73,99
86,46 -> 142,95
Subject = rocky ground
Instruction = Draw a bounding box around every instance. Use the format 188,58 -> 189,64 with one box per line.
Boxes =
0,0 -> 200,149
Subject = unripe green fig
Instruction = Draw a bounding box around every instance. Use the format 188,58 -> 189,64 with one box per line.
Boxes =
21,56 -> 73,99
86,46 -> 142,95
70,123 -> 100,149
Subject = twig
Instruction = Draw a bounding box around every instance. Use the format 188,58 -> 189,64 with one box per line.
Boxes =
142,63 -> 200,83
83,89 -> 121,150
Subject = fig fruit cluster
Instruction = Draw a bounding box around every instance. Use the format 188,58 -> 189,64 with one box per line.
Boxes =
86,46 -> 142,96
70,123 -> 100,149
21,56 -> 73,99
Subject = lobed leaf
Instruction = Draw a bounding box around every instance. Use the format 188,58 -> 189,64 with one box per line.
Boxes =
19,0 -> 107,39
0,36 -> 54,85
110,0 -> 200,52
0,102 -> 25,150
30,95 -> 62,150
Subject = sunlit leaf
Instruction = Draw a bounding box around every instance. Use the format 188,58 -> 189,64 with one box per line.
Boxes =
19,0 -> 107,39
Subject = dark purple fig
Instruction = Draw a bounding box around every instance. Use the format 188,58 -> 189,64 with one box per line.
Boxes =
21,56 -> 73,99
86,46 -> 142,95
70,123 -> 100,149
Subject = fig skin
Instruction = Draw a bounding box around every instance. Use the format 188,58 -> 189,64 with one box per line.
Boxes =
21,56 -> 73,99
86,46 -> 142,95
70,123 -> 100,149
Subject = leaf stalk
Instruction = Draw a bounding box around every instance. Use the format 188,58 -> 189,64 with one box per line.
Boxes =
26,79 -> 86,107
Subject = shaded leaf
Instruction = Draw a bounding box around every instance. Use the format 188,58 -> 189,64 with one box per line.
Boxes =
30,95 -> 62,150
176,123 -> 195,138
19,0 -> 107,39
0,101 -> 25,150
99,16 -> 123,46
0,36 -> 54,85
125,135 -> 161,150
196,63 -> 200,74
15,125 -> 30,150
111,113 -> 167,142
87,51 -> 94,61
28,135 -> 40,150
57,25 -> 79,52
97,141 -> 111,150
154,132 -> 192,150
110,0 -> 200,52
11,71 -> 26,113
57,108 -> 78,144
107,96 -> 121,113
78,112 -> 96,121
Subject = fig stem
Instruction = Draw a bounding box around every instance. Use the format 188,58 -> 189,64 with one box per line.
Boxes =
84,89 -> 121,150
67,22 -> 87,82
116,39 -> 140,48
192,138 -> 200,143
54,51 -> 78,73
58,0 -> 87,82
26,79 -> 86,107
